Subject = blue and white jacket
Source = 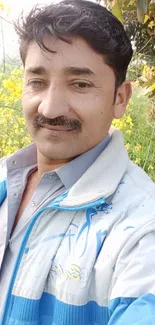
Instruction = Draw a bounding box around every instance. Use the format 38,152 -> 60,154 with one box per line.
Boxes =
0,129 -> 155,325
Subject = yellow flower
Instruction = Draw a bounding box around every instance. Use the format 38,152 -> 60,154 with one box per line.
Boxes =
135,158 -> 141,165
148,164 -> 154,171
126,130 -> 132,135
3,79 -> 15,90
134,144 -> 142,152
125,143 -> 130,150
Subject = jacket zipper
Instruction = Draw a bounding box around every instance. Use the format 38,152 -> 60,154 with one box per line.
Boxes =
1,191 -> 105,324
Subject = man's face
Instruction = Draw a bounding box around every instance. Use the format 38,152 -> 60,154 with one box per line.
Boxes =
22,35 -> 129,160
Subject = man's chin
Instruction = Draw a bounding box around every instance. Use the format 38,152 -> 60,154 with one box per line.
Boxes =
35,141 -> 73,161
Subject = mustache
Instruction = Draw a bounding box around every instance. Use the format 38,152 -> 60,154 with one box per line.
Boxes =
33,115 -> 82,132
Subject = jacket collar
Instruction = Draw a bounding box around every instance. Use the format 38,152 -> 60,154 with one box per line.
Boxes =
0,129 -> 128,208
59,129 -> 128,207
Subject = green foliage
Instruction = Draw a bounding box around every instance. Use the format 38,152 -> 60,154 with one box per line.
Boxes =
113,86 -> 155,181
112,0 -> 124,23
0,66 -> 31,156
97,0 -> 155,57
103,0 -> 155,25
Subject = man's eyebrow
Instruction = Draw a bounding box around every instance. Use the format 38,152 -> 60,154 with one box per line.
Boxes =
26,66 -> 96,76
26,66 -> 46,75
64,67 -> 95,76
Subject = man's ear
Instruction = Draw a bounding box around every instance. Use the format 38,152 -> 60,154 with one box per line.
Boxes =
113,81 -> 132,119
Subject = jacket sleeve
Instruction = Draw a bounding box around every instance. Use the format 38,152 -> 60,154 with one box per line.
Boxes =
108,232 -> 155,325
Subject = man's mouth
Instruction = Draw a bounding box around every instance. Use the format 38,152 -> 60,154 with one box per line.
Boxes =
40,124 -> 74,132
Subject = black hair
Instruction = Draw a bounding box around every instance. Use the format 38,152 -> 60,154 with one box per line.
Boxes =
15,0 -> 133,87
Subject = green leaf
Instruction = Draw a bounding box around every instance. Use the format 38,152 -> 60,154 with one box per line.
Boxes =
137,7 -> 145,23
144,14 -> 149,24
137,0 -> 148,14
127,0 -> 135,7
148,20 -> 155,28
112,0 -> 124,23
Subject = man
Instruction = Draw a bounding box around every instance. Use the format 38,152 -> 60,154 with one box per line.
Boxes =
0,0 -> 155,324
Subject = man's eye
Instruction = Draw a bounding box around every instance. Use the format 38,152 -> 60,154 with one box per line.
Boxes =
28,80 -> 45,89
75,82 -> 91,89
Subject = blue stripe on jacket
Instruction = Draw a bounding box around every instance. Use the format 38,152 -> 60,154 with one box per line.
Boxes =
2,292 -> 155,325
0,180 -> 7,206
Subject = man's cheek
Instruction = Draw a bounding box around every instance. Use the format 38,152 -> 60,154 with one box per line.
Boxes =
22,86 -> 32,98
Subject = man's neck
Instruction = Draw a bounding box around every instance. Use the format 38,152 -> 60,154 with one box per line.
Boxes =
37,151 -> 73,179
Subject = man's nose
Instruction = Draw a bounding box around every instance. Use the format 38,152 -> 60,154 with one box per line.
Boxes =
38,85 -> 70,119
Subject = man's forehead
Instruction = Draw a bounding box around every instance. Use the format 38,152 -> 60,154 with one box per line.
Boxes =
24,36 -> 106,74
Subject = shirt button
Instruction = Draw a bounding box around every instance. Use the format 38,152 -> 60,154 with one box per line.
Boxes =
11,160 -> 17,166
32,200 -> 36,207
13,193 -> 18,198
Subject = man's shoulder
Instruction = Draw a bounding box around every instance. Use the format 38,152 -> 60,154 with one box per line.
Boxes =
111,159 -> 155,229
108,160 -> 155,256
111,159 -> 155,232
124,160 -> 155,202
